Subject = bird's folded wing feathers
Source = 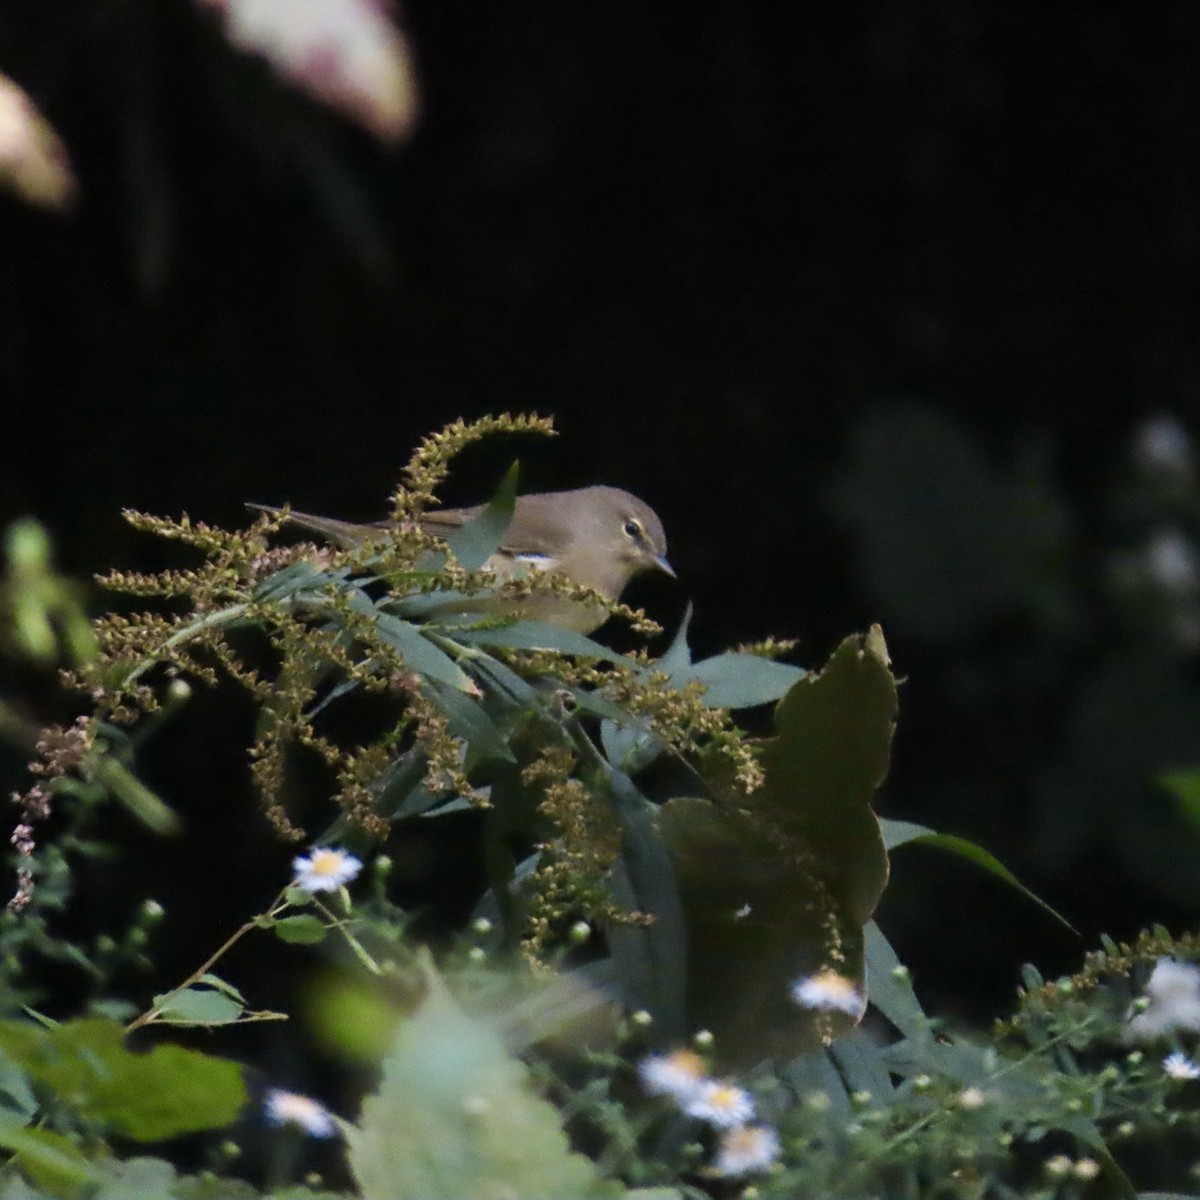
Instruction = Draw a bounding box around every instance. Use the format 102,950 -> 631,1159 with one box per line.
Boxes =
246,501 -> 558,560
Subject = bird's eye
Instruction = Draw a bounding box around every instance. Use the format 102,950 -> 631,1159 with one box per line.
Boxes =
623,519 -> 643,540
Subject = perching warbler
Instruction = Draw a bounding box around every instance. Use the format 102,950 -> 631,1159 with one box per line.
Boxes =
248,485 -> 673,634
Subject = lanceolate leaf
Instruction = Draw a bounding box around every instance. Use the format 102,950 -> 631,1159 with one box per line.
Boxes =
882,819 -> 1076,932
450,619 -> 633,666
603,770 -> 688,1041
442,462 -> 519,571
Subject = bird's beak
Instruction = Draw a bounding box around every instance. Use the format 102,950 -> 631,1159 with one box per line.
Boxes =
654,554 -> 676,579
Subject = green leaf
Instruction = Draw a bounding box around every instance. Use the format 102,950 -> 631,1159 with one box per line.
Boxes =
450,620 -> 633,666
661,627 -> 895,1066
197,973 -> 247,1004
829,1029 -> 895,1099
781,1049 -> 851,1114
92,1157 -> 178,1200
659,604 -> 694,674
425,678 -> 515,767
251,559 -> 335,603
882,818 -> 1076,933
0,1119 -> 102,1197
150,986 -> 244,1026
603,771 -> 688,1041
371,612 -> 477,693
0,1016 -> 245,1141
442,463 -> 519,571
1159,769 -> 1200,828
682,652 -> 806,709
87,757 -> 181,836
344,955 -> 597,1200
271,915 -> 328,945
863,921 -> 927,1039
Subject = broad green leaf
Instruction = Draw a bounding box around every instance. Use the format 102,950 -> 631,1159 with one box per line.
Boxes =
683,652 -> 806,710
661,627 -> 895,1066
151,986 -> 244,1026
271,915 -> 328,945
442,463 -> 519,571
882,819 -> 1076,932
603,771 -> 687,1041
0,1016 -> 245,1141
344,956 -> 597,1200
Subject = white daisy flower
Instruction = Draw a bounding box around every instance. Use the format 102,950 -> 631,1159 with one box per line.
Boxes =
712,1124 -> 781,1177
264,1089 -> 336,1138
790,969 -> 866,1018
684,1079 -> 756,1128
1128,959 -> 1200,1041
292,846 -> 363,893
1163,1051 -> 1200,1080
638,1048 -> 707,1101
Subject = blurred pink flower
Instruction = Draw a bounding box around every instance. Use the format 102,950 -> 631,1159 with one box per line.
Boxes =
0,74 -> 76,210
198,0 -> 419,142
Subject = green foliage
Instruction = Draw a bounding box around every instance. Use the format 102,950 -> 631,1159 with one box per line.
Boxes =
5,417 -> 1200,1199
345,955 -> 600,1200
661,627 -> 894,1064
0,1016 -> 246,1142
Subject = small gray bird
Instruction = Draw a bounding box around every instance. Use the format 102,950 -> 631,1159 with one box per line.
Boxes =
248,486 -> 674,633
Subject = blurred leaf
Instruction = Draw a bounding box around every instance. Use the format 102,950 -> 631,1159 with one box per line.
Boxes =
307,973 -> 402,1066
0,1118 -> 101,1197
87,757 -> 181,836
0,1017 -> 245,1141
883,819 -> 1075,932
344,955 -> 597,1200
829,1029 -> 895,1099
92,1157 -> 177,1200
661,627 -> 895,1065
1158,769 -> 1200,827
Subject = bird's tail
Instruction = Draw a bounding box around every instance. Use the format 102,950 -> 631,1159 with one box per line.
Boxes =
244,503 -> 382,549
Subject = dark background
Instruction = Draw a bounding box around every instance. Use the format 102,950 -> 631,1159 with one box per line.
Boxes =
4,1 -> 1200,1024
